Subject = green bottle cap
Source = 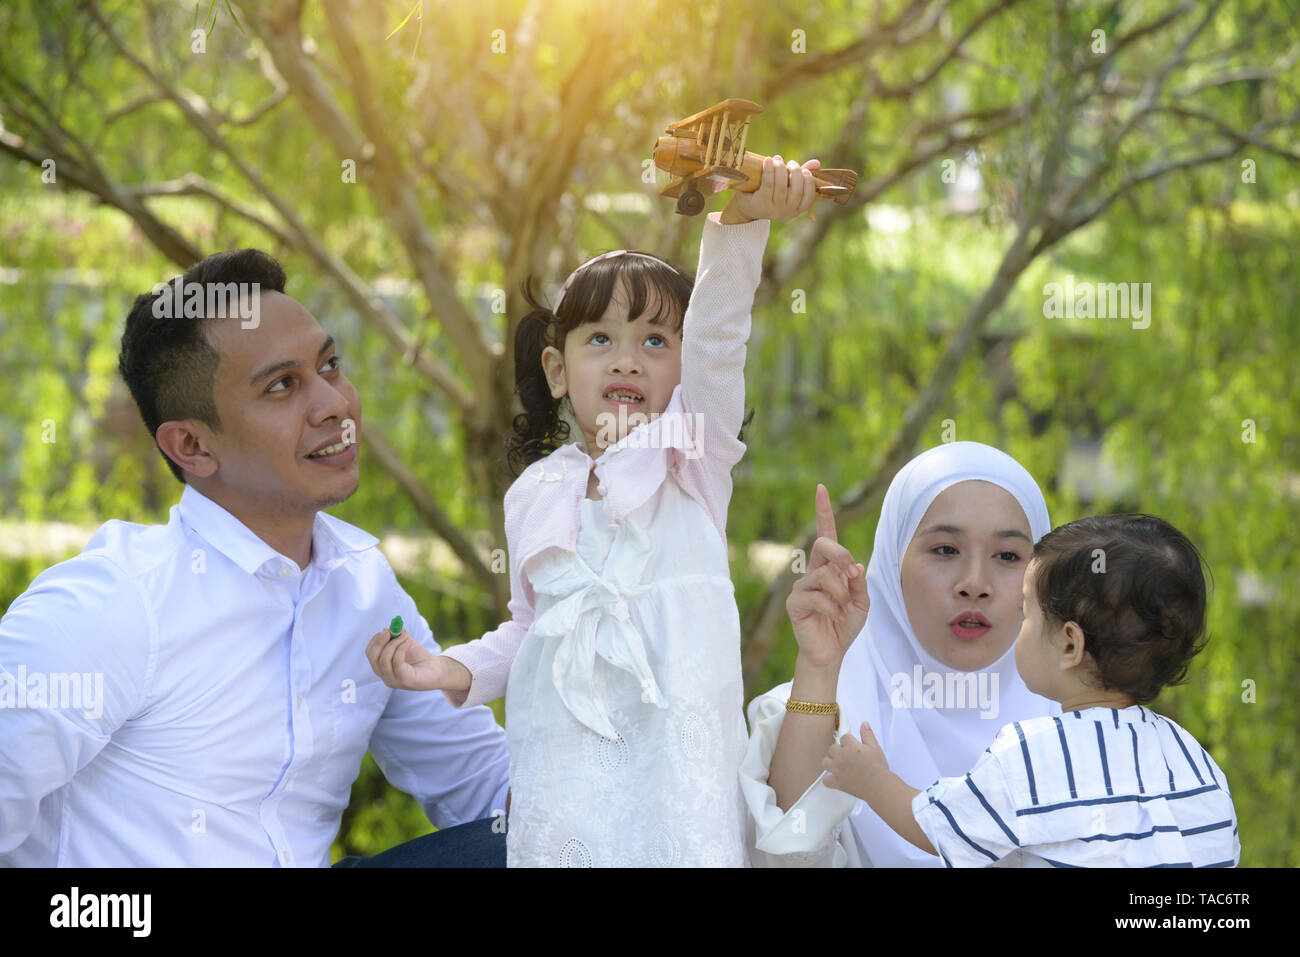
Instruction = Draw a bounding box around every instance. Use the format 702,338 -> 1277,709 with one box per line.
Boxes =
389,615 -> 403,638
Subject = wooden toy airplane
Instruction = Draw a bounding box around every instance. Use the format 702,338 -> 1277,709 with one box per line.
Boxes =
653,98 -> 858,215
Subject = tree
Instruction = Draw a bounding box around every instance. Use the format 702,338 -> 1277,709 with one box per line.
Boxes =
5,0 -> 1292,637
3,0 -> 1298,861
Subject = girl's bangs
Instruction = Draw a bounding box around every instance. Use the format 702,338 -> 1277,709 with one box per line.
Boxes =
555,256 -> 692,334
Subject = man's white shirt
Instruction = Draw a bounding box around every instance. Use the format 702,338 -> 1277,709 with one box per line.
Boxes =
0,485 -> 510,866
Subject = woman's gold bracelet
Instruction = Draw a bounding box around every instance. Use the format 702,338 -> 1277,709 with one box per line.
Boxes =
785,698 -> 839,726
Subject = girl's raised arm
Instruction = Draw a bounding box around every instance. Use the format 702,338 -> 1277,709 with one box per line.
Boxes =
675,158 -> 817,540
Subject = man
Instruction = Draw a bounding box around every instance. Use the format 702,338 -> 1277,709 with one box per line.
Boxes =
0,249 -> 509,866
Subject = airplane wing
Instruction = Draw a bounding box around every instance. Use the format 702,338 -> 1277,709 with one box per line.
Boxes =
665,97 -> 763,134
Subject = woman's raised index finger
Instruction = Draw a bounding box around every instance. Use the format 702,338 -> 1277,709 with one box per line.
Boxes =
816,483 -> 838,542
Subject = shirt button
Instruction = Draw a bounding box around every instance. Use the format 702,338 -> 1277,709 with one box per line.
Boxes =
296,695 -> 304,710
597,484 -> 607,495
281,849 -> 293,865
278,566 -> 292,578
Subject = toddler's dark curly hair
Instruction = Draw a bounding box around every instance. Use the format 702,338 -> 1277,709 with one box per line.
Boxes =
1031,514 -> 1211,704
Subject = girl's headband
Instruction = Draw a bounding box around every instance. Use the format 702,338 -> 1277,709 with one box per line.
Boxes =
553,249 -> 668,312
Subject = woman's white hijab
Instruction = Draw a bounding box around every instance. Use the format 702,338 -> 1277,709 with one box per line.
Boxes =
836,441 -> 1059,866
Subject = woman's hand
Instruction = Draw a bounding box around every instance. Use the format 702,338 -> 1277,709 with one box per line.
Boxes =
365,627 -> 472,693
786,483 -> 869,670
768,485 -> 867,813
721,156 -> 821,224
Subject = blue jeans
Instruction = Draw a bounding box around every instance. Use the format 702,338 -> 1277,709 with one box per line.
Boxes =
332,817 -> 506,868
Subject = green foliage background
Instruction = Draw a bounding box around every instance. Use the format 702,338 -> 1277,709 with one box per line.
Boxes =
1,0 -> 1296,865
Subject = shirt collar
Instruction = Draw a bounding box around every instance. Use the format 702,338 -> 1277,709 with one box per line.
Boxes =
313,510 -> 380,570
178,485 -> 378,576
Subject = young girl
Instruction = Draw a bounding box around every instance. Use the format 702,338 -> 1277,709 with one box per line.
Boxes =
368,155 -> 820,866
823,513 -> 1241,867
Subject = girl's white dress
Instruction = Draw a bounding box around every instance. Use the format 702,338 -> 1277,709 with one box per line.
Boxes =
439,215 -> 772,866
503,490 -> 747,866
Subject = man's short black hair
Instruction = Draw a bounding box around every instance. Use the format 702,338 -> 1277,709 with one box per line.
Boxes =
118,249 -> 287,483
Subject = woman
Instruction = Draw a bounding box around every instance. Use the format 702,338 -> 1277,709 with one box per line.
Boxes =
742,441 -> 1060,866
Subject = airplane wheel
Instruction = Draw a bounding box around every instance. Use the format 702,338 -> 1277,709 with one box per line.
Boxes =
676,188 -> 705,216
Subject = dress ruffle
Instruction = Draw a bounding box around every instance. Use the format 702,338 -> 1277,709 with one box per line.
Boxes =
528,516 -> 667,739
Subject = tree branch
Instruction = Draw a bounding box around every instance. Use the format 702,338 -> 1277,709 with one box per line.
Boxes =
755,99 -> 1032,305
1054,0 -> 1221,221
123,173 -> 297,248
866,0 -> 1025,100
362,426 -> 506,613
252,0 -> 496,396
762,0 -> 941,97
1051,129 -> 1296,245
1152,105 -> 1300,163
76,0 -> 474,413
103,91 -> 167,127
741,217 -> 1040,685
0,127 -> 203,267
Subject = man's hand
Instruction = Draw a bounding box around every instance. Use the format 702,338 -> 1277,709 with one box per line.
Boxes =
786,483 -> 869,669
365,627 -> 472,692
822,721 -> 890,801
720,155 -> 821,224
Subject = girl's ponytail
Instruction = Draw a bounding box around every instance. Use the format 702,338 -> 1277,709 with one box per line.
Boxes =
505,279 -> 569,475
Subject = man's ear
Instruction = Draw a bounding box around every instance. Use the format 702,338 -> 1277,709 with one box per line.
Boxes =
1058,621 -> 1088,670
540,345 -> 567,399
155,420 -> 218,479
